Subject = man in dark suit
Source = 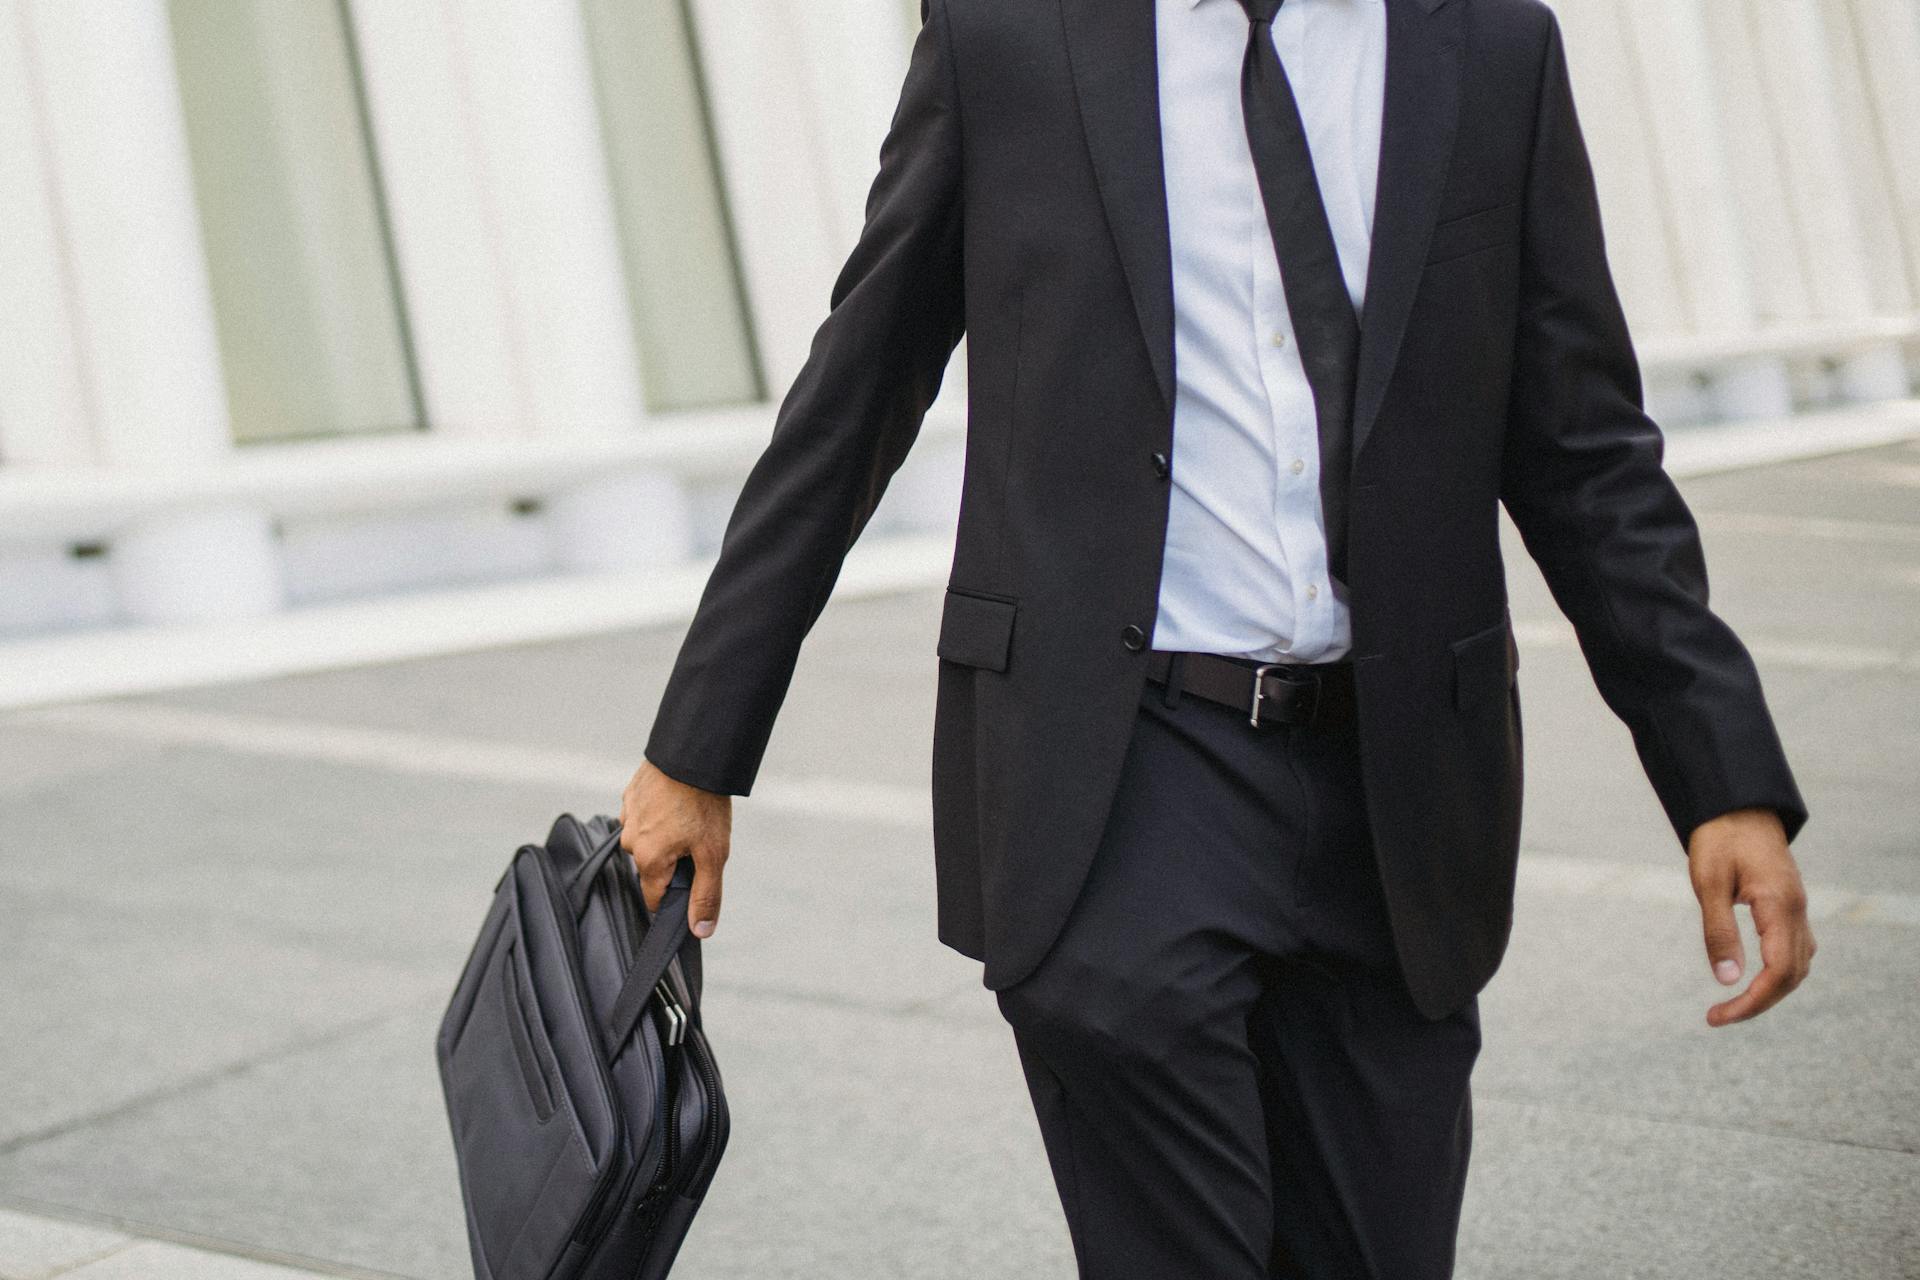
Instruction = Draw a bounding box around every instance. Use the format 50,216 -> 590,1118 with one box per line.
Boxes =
621,0 -> 1817,1273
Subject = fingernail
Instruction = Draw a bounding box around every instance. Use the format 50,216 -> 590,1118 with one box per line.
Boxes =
692,919 -> 715,939
1714,959 -> 1740,985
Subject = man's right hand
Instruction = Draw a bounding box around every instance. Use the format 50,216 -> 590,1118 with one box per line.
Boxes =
620,759 -> 732,939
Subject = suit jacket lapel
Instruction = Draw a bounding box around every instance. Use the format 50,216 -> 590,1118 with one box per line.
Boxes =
1060,0 -> 1176,415
1059,0 -> 1464,441
1353,0 -> 1465,464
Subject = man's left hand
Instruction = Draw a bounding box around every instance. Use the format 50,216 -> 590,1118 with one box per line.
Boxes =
1687,806 -> 1816,1028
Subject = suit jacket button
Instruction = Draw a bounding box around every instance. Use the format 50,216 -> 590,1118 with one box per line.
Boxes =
1121,624 -> 1146,651
1150,451 -> 1170,479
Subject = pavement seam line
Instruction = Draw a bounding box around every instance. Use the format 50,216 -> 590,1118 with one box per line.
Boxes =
1508,619 -> 1920,676
1472,1092 -> 1920,1159
0,998 -> 439,1162
1688,509 -> 1920,544
0,1222 -> 130,1280
13,702 -> 1920,929
0,1198 -> 405,1280
0,877 -> 464,974
8,702 -> 930,829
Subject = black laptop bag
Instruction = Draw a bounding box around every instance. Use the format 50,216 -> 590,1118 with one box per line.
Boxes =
437,813 -> 729,1280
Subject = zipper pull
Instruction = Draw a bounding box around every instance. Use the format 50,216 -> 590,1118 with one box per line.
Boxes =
653,979 -> 688,1047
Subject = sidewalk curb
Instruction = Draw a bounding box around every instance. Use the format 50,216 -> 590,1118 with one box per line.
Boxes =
1,400 -> 1914,712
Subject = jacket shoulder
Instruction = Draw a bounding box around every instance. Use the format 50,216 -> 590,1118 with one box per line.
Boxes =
1462,0 -> 1558,54
1459,0 -> 1561,93
1464,0 -> 1554,25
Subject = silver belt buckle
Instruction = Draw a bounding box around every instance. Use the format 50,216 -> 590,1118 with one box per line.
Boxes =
1248,663 -> 1317,727
1249,663 -> 1280,726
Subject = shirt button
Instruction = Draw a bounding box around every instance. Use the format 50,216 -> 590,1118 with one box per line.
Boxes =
1289,457 -> 1305,476
1150,451 -> 1170,479
1271,331 -> 1288,348
1121,624 -> 1147,651
1306,584 -> 1319,601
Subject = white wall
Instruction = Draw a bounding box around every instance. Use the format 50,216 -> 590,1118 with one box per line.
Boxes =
0,0 -> 1914,645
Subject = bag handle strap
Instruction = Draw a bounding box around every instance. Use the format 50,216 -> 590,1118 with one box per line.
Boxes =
563,819 -> 701,1048
605,856 -> 697,1049
564,819 -> 628,916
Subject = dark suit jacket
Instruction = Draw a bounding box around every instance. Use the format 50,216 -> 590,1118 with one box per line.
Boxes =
644,0 -> 1808,1018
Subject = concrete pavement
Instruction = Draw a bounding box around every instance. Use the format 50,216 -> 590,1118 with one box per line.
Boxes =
2,436 -> 1917,1278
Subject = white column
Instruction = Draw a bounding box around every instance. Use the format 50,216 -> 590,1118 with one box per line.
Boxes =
1848,0 -> 1920,311
698,0 -> 970,436
444,0 -> 647,436
788,0 -> 969,423
348,0 -> 530,438
787,0 -> 917,255
24,0 -> 230,466
1743,0 -> 1907,403
686,0 -> 846,392
23,0 -> 283,622
1823,0 -> 1919,398
1816,0 -> 1911,315
0,0 -> 92,466
1621,0 -> 1792,421
1548,1 -> 1702,422
444,0 -> 683,569
1698,5 -> 1810,337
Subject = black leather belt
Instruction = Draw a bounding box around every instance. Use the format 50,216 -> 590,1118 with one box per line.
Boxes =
1145,649 -> 1357,731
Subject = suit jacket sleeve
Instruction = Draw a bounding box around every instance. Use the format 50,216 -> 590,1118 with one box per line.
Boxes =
1498,11 -> 1808,850
642,0 -> 967,796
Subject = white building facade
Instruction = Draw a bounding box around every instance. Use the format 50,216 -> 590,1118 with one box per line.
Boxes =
0,0 -> 1916,698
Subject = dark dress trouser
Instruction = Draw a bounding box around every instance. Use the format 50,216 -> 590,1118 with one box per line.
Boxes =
995,665 -> 1482,1279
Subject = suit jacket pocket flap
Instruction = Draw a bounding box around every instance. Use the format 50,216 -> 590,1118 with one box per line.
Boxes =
937,589 -> 1016,672
1426,200 -> 1521,266
1450,616 -> 1517,710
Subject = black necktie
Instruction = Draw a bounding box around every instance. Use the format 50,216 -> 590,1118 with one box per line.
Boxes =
1235,0 -> 1360,586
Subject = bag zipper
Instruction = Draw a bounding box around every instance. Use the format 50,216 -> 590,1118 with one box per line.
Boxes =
522,848 -> 629,1256
684,1027 -> 727,1184
570,848 -> 678,1246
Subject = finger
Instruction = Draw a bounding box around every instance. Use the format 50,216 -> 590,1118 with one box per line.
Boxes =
1706,955 -> 1791,1027
1707,891 -> 1810,1027
1692,859 -> 1745,986
1706,946 -> 1775,1026
628,837 -> 676,912
619,809 -> 662,906
1751,879 -> 1812,989
639,866 -> 673,913
687,842 -> 727,939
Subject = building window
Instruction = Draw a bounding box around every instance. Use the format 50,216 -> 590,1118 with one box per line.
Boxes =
580,0 -> 765,413
168,0 -> 421,444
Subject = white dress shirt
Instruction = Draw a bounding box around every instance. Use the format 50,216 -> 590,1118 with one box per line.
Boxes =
1150,0 -> 1386,664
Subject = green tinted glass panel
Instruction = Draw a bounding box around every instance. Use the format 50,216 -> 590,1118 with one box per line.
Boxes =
580,0 -> 764,412
169,0 -> 419,443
